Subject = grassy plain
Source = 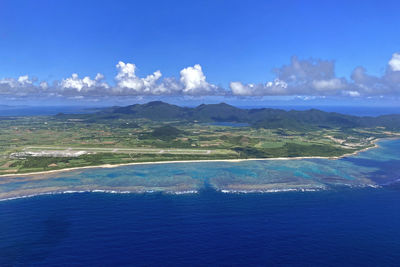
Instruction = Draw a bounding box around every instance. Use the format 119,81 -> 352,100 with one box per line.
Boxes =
0,115 -> 394,175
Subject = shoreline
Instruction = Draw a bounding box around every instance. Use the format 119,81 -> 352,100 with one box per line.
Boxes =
0,138 -> 382,178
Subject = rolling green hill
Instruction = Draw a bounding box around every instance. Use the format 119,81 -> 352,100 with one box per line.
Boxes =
55,101 -> 400,130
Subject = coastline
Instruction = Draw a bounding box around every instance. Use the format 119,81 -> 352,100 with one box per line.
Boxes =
0,138 -> 389,202
0,138 -> 382,179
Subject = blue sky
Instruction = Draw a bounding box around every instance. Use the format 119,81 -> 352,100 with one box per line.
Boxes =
1,0 -> 400,106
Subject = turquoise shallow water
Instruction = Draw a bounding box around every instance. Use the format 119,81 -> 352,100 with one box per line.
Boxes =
1,139 -> 400,200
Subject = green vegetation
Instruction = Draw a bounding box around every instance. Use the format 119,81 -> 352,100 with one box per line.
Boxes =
0,101 -> 399,175
151,125 -> 183,141
234,142 -> 353,158
60,101 -> 400,131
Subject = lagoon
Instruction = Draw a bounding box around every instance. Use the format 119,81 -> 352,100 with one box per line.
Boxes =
1,139 -> 400,200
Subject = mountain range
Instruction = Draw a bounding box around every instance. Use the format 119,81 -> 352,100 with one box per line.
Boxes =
57,101 -> 400,130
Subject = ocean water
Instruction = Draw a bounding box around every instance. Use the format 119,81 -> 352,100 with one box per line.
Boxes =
0,106 -> 97,116
1,188 -> 400,265
1,140 -> 400,265
241,105 -> 400,116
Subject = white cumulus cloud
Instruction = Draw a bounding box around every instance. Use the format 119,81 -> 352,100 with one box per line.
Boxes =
3,53 -> 400,99
230,56 -> 357,97
343,90 -> 361,97
39,81 -> 49,90
230,79 -> 288,96
228,55 -> 400,98
60,73 -> 108,92
115,61 -> 163,94
179,64 -> 218,95
17,75 -> 33,86
0,75 -> 34,88
312,78 -> 345,91
389,53 -> 400,71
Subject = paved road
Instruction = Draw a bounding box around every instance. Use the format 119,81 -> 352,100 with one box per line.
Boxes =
25,146 -> 213,155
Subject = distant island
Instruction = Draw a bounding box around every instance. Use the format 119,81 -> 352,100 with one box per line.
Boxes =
1,101 -> 399,176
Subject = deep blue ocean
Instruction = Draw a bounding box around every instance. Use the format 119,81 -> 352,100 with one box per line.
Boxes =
1,188 -> 400,266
